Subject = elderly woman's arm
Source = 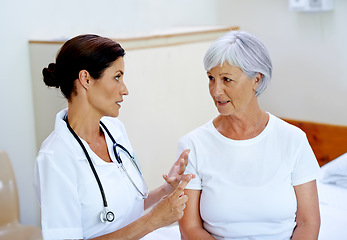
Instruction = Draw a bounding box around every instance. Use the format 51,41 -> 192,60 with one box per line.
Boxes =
179,189 -> 216,240
291,180 -> 320,240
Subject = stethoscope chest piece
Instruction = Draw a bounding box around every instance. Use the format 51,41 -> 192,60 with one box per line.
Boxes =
100,208 -> 115,223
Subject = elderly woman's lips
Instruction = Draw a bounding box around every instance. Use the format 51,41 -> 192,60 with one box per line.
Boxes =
216,101 -> 230,107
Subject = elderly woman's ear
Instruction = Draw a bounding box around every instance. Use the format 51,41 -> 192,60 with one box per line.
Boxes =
253,72 -> 263,92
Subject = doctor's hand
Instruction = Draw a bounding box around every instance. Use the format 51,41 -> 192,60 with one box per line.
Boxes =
162,149 -> 195,195
149,175 -> 192,228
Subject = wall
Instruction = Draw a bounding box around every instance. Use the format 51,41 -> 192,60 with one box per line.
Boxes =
29,28 -> 233,191
0,0 -> 346,228
0,0 -> 217,226
216,0 -> 347,125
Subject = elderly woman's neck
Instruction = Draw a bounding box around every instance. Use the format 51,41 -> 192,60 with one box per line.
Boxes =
213,107 -> 269,140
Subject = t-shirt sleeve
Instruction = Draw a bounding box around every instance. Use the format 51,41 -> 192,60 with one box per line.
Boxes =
177,137 -> 202,190
291,134 -> 320,186
35,152 -> 84,240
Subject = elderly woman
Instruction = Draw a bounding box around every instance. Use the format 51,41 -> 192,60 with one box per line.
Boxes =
34,34 -> 193,240
178,31 -> 320,240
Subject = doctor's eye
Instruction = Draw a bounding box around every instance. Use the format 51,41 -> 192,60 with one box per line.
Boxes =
115,75 -> 121,81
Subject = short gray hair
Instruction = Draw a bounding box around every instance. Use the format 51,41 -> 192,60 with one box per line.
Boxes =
203,31 -> 272,96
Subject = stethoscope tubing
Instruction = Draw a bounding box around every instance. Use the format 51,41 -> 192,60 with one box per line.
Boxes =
99,121 -> 149,199
65,117 -> 109,208
64,115 -> 149,209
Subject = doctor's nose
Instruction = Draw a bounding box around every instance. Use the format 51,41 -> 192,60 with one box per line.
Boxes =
120,82 -> 129,96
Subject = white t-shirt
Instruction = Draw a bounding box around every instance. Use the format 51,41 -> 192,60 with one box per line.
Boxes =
34,109 -> 145,240
178,113 -> 320,240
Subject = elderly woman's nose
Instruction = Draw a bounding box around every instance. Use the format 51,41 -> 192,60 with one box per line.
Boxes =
211,80 -> 224,96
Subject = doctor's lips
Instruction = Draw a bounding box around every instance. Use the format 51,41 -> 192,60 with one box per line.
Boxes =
116,100 -> 123,107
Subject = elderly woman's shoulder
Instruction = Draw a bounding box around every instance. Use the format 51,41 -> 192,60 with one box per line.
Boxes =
179,120 -> 215,143
270,114 -> 306,138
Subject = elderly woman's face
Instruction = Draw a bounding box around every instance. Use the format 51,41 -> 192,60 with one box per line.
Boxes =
207,61 -> 258,116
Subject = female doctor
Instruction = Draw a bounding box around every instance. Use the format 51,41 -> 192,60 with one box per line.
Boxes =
34,34 -> 193,240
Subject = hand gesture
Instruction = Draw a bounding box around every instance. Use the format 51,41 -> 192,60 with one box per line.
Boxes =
162,149 -> 194,194
150,175 -> 192,228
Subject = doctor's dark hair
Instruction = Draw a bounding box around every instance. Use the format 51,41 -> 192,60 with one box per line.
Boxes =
42,34 -> 125,100
203,31 -> 272,96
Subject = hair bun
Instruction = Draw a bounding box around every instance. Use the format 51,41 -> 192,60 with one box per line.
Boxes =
42,63 -> 59,87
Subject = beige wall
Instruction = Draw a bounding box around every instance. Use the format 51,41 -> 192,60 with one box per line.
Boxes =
216,0 -> 347,125
0,0 -> 218,226
1,0 -> 346,227
118,41 -> 219,189
29,28 -> 231,190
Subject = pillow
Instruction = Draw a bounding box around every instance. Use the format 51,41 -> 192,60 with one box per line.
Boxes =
317,181 -> 347,210
318,153 -> 347,189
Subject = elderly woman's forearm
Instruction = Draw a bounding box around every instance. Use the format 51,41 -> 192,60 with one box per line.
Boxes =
291,221 -> 320,240
181,227 -> 216,240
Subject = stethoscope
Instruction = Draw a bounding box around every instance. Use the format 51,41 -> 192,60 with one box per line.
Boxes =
64,115 -> 149,223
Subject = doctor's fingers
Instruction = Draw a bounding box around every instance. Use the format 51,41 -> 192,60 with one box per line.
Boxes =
163,173 -> 194,189
166,194 -> 188,217
177,149 -> 190,167
170,176 -> 192,198
176,173 -> 196,183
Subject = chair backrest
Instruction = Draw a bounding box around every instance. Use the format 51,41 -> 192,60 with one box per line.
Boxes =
0,150 -> 19,226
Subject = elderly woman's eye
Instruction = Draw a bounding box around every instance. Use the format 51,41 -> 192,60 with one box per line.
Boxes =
224,77 -> 232,82
208,75 -> 214,81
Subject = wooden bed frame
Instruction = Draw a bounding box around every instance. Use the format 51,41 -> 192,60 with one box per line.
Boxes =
283,118 -> 347,166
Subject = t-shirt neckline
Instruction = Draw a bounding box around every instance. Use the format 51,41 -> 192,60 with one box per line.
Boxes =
208,112 -> 273,145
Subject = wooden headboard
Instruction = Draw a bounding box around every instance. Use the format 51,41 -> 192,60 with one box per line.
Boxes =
283,119 -> 347,166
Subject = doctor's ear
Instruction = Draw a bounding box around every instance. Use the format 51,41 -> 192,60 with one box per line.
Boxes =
78,70 -> 91,89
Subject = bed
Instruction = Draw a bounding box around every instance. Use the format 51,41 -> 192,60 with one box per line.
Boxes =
284,118 -> 347,240
143,119 -> 347,240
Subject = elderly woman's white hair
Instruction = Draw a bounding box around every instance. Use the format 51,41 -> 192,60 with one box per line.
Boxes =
203,31 -> 272,96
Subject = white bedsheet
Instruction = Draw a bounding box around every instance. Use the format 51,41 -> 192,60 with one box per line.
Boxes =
317,181 -> 347,240
319,203 -> 347,240
141,179 -> 347,240
141,225 -> 180,240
